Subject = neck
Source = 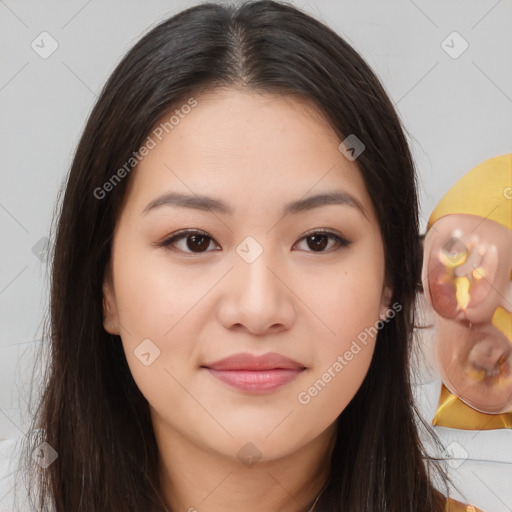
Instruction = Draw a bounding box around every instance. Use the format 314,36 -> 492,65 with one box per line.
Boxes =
153,415 -> 337,512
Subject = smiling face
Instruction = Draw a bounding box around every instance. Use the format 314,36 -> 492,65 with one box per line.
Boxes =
102,87 -> 391,466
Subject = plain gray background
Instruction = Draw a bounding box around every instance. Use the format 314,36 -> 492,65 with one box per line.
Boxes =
1,0 -> 511,440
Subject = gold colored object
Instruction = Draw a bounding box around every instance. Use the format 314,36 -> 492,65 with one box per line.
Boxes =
433,384 -> 512,430
428,154 -> 512,231
492,306 -> 512,341
440,248 -> 469,268
426,154 -> 512,423
454,275 -> 471,311
445,497 -> 483,511
471,266 -> 485,280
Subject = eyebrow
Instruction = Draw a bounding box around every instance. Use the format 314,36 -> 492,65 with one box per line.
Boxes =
142,190 -> 368,218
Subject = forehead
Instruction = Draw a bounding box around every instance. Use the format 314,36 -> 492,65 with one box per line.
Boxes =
122,87 -> 372,216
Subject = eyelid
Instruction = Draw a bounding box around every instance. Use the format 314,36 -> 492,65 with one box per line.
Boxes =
159,227 -> 211,242
293,228 -> 351,251
155,228 -> 220,253
156,228 -> 351,254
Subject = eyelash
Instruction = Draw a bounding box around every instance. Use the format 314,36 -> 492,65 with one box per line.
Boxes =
155,228 -> 351,255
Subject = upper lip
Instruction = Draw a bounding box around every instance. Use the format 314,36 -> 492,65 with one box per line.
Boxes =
202,352 -> 306,371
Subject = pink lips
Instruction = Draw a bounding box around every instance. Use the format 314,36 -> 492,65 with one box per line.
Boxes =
202,352 -> 306,393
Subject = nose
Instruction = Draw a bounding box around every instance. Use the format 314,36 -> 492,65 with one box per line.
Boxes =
217,247 -> 297,335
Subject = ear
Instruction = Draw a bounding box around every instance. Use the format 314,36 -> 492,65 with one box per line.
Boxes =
102,265 -> 120,335
379,280 -> 394,319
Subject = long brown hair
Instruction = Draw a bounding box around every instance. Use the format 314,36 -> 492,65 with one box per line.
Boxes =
18,1 -> 448,510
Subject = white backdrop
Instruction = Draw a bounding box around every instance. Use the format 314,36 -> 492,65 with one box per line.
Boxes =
1,0 -> 511,508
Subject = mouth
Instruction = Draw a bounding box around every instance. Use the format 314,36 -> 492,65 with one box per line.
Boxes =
201,352 -> 307,393
202,367 -> 306,393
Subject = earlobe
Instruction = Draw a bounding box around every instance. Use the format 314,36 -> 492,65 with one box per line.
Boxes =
379,283 -> 393,318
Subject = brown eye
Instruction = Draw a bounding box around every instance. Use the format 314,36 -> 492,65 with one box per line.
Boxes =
294,230 -> 351,253
185,234 -> 211,252
157,229 -> 350,255
157,230 -> 219,254
306,234 -> 329,251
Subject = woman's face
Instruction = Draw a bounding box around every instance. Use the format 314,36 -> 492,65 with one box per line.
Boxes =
103,88 -> 391,463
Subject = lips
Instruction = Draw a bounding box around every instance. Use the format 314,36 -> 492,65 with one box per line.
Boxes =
201,352 -> 306,393
202,352 -> 306,371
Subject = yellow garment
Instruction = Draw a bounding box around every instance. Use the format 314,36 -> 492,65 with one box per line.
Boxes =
445,497 -> 484,511
428,154 -> 512,231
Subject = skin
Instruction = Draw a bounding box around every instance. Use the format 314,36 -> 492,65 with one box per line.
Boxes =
103,88 -> 392,512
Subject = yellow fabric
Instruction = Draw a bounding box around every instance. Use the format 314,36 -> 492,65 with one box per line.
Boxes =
445,497 -> 484,511
492,305 -> 512,341
428,154 -> 512,231
428,154 -> 512,429
433,384 -> 512,430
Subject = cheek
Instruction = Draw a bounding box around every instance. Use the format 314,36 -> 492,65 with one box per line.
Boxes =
112,247 -> 210,340
112,233 -> 385,393
110,248 -> 212,398
296,257 -> 384,413
313,253 -> 386,343
295,300 -> 379,431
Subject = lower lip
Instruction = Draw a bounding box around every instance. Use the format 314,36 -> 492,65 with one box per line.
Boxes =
204,368 -> 304,393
